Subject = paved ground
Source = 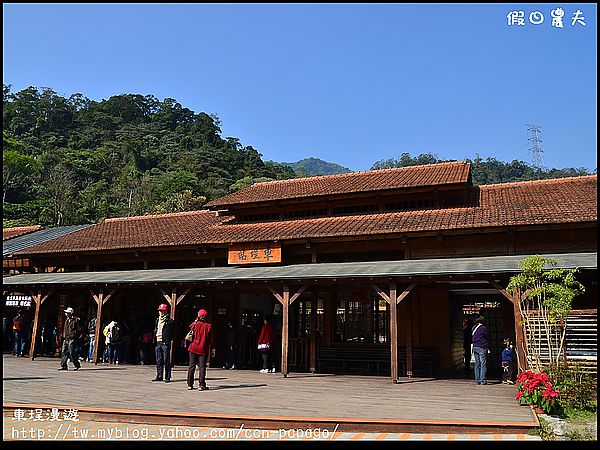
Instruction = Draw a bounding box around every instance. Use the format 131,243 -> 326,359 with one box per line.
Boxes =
3,355 -> 536,426
4,415 -> 541,441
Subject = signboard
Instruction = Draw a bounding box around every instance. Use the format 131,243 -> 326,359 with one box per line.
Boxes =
5,295 -> 33,308
228,242 -> 282,265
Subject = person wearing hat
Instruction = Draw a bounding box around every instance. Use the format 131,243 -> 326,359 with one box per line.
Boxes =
187,309 -> 216,391
59,307 -> 83,371
152,304 -> 176,382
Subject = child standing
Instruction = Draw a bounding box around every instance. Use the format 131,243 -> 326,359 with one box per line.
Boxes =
501,339 -> 515,384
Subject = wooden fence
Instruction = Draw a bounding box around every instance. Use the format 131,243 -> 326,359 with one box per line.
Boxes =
524,309 -> 596,373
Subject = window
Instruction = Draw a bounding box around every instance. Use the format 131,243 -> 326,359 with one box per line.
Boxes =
334,291 -> 388,344
238,212 -> 279,222
284,209 -> 327,219
332,204 -> 379,215
384,198 -> 433,212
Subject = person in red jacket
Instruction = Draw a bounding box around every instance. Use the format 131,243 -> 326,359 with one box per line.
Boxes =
187,309 -> 216,391
258,316 -> 276,373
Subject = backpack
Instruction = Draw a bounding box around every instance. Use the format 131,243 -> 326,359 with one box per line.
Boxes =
88,318 -> 97,335
13,316 -> 24,331
109,324 -> 122,344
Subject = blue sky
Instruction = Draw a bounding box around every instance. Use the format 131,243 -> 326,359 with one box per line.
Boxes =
3,3 -> 597,172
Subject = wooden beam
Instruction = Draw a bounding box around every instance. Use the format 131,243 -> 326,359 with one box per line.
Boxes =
267,285 -> 284,305
490,281 -> 515,304
103,289 -> 116,305
40,289 -> 54,305
159,288 -> 171,304
289,285 -> 307,305
176,288 -> 191,306
390,282 -> 399,383
281,284 -> 290,378
371,284 -> 391,304
397,282 -> 417,304
89,288 -> 100,305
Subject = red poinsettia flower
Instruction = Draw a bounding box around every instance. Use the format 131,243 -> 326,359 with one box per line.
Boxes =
515,391 -> 523,400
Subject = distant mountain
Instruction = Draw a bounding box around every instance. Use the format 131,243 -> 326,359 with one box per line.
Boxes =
280,157 -> 352,176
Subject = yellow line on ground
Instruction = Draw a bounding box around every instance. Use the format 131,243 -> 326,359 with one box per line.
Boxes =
470,434 -> 479,440
517,434 -> 526,440
447,434 -> 456,440
351,432 -> 365,440
375,432 -> 388,440
423,433 -> 433,440
399,433 -> 410,440
492,434 -> 502,440
330,431 -> 343,440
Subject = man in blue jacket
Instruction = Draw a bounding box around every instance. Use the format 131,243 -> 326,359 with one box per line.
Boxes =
471,315 -> 489,385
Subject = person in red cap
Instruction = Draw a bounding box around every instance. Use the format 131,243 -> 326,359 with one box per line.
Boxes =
152,304 -> 176,382
187,309 -> 216,391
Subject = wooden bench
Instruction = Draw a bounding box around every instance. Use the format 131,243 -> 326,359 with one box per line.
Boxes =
317,345 -> 439,377
398,347 -> 439,378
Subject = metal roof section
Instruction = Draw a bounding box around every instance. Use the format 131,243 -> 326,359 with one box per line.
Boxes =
2,225 -> 93,257
3,252 -> 596,286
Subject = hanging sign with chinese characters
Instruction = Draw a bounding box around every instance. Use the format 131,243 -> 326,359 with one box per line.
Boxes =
228,242 -> 282,265
5,294 -> 33,308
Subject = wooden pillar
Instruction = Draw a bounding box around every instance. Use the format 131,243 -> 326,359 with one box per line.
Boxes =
390,282 -> 398,383
406,298 -> 413,377
372,282 -> 416,383
513,291 -> 528,371
268,284 -> 306,378
491,282 -> 528,372
282,285 -> 290,377
90,288 -> 115,364
93,291 -> 104,364
29,290 -> 53,360
29,292 -> 41,360
159,286 -> 190,368
309,292 -> 317,373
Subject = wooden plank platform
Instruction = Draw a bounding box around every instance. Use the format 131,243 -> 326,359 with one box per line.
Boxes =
2,356 -> 538,433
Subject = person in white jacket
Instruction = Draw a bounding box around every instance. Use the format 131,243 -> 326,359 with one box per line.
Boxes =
103,319 -> 122,364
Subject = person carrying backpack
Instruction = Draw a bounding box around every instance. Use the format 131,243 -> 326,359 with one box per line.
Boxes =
103,319 -> 122,365
12,310 -> 27,357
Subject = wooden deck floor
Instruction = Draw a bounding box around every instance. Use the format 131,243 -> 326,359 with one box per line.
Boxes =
3,356 -> 537,432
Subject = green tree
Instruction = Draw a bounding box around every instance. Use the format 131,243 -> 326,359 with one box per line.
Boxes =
507,255 -> 585,371
3,133 -> 38,202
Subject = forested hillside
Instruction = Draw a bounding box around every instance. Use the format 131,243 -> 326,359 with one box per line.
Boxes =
2,85 -> 296,227
280,157 -> 351,176
372,153 -> 594,185
3,85 -> 595,228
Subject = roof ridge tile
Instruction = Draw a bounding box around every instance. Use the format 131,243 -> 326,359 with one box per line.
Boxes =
480,174 -> 597,189
252,161 -> 467,187
104,209 -> 215,222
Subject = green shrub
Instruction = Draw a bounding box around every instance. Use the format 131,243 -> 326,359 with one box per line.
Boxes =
545,363 -> 597,415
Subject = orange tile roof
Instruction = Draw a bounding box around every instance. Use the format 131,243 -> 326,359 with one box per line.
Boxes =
205,161 -> 471,208
3,225 -> 43,241
15,175 -> 596,256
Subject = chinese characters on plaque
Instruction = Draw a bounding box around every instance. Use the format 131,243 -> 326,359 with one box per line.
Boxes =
228,242 -> 282,265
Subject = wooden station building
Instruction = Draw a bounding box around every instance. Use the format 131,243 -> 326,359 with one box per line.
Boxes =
3,161 -> 597,382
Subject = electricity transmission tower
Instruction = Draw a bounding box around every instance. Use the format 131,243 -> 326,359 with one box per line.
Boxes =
526,124 -> 545,170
